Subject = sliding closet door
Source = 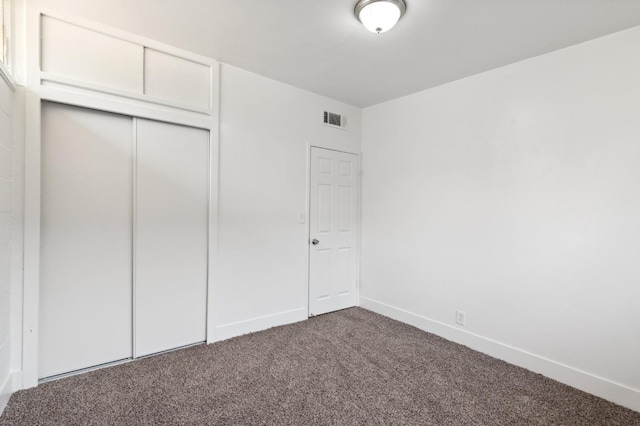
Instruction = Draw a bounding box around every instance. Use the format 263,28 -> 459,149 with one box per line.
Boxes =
39,103 -> 133,378
135,119 -> 209,357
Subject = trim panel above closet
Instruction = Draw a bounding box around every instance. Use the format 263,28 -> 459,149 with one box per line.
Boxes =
41,16 -> 144,93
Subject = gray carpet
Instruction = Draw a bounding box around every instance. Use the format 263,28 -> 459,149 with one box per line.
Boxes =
1,308 -> 638,425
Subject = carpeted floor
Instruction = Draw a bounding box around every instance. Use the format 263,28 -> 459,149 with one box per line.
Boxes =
1,308 -> 638,425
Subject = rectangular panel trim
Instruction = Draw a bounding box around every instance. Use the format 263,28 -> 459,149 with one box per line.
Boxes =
37,8 -> 214,67
144,48 -> 211,109
34,8 -> 216,123
41,15 -> 144,94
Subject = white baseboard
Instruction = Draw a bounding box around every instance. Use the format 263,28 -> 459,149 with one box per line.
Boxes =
360,296 -> 640,413
213,307 -> 307,342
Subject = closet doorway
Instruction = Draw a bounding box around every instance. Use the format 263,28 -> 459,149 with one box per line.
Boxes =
39,102 -> 209,379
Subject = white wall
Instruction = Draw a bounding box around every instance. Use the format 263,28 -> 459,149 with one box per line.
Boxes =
0,75 -> 24,413
215,64 -> 361,339
360,26 -> 640,411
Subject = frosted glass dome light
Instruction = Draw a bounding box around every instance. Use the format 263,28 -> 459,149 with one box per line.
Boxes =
355,0 -> 407,34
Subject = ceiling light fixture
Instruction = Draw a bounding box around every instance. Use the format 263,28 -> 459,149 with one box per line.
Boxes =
355,0 -> 406,34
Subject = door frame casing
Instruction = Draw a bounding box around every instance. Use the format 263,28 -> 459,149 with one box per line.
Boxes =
305,145 -> 363,318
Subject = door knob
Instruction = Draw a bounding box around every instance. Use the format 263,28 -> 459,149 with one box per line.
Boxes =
312,239 -> 319,245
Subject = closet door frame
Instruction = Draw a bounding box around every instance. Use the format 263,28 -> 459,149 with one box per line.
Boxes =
23,5 -> 220,388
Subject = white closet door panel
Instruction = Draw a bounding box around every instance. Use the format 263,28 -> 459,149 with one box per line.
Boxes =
41,16 -> 144,93
40,103 -> 133,378
144,49 -> 211,109
135,119 -> 209,357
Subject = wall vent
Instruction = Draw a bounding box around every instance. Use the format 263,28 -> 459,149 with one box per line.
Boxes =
323,110 -> 347,130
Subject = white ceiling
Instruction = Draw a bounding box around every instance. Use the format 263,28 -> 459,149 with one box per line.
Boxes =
35,0 -> 640,107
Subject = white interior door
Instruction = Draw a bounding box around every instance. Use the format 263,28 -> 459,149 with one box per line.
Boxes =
135,119 -> 209,357
39,102 -> 133,378
309,147 -> 359,317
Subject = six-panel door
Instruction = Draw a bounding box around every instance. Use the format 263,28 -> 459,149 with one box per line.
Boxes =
309,147 -> 359,317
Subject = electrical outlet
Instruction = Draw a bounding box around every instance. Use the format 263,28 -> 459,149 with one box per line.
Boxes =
456,310 -> 466,326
